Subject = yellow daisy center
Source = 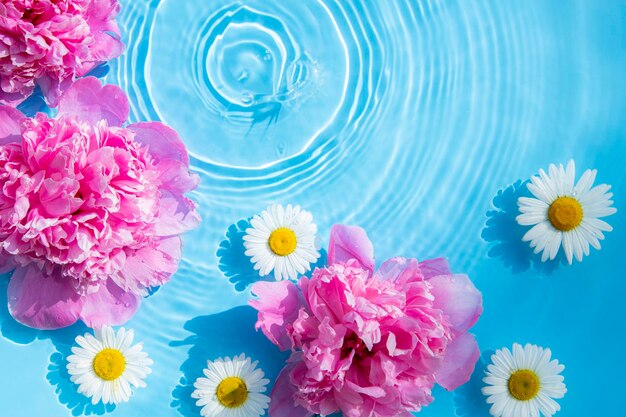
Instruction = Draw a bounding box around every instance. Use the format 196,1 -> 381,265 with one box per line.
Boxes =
216,377 -> 248,408
548,196 -> 583,231
508,369 -> 540,401
268,227 -> 297,256
92,348 -> 126,381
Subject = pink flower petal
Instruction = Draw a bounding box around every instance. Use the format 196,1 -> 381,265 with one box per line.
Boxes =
0,89 -> 30,107
269,364 -> 314,417
0,255 -> 15,275
434,332 -> 480,391
156,159 -> 200,194
155,190 -> 201,236
419,257 -> 451,280
250,280 -> 301,351
57,77 -> 129,126
328,224 -> 375,273
115,236 -> 182,293
80,279 -> 141,328
429,274 -> 482,335
0,105 -> 25,145
128,122 -> 191,165
7,266 -> 83,330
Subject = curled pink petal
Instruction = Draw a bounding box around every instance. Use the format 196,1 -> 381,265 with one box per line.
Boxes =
269,364 -> 314,417
0,106 -> 25,145
250,280 -> 301,351
429,274 -> 483,335
128,122 -> 191,165
115,236 -> 182,293
7,266 -> 83,330
434,332 -> 480,390
155,190 -> 202,236
328,224 -> 375,273
80,279 -> 141,328
57,77 -> 129,126
419,257 -> 451,280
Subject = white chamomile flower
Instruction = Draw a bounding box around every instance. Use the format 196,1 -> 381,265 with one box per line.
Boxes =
482,343 -> 567,417
66,326 -> 153,405
517,159 -> 616,264
243,204 -> 320,280
191,354 -> 270,417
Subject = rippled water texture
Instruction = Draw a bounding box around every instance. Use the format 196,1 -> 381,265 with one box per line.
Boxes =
2,1 -> 625,416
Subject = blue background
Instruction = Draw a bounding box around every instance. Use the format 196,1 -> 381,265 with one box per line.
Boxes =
1,1 -> 625,416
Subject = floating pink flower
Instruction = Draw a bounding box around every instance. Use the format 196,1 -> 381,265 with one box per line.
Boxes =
250,225 -> 483,417
0,77 -> 200,329
0,0 -> 123,106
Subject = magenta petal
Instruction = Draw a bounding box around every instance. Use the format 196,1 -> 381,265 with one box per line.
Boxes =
7,266 -> 82,330
118,236 -> 182,291
0,89 -> 29,107
80,279 -> 141,328
429,274 -> 483,335
0,255 -> 15,274
328,224 -> 375,273
156,159 -> 200,194
250,281 -> 301,351
269,365 -> 313,417
57,77 -> 129,126
435,333 -> 480,391
128,122 -> 190,165
155,190 -> 201,236
0,105 -> 25,145
419,257 -> 451,280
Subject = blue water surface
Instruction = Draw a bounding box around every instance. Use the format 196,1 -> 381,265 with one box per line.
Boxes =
1,0 -> 625,416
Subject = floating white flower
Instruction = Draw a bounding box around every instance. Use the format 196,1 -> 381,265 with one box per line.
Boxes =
482,343 -> 567,417
66,326 -> 153,405
243,204 -> 320,280
517,159 -> 616,264
191,354 -> 270,417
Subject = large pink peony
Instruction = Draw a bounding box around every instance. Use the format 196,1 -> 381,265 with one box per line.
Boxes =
0,0 -> 123,106
0,77 -> 200,329
250,225 -> 483,417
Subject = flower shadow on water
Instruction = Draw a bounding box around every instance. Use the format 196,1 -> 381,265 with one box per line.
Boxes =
170,305 -> 290,417
453,350 -> 494,417
47,345 -> 116,416
482,180 -> 566,274
218,218 -> 328,292
0,274 -> 115,415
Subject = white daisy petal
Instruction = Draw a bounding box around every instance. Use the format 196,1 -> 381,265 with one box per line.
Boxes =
192,354 -> 269,417
243,204 -> 320,281
483,343 -> 566,417
66,326 -> 151,405
517,160 -> 616,264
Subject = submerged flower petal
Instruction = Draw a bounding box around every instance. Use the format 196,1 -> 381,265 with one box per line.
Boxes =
327,224 -> 375,273
7,265 -> 83,330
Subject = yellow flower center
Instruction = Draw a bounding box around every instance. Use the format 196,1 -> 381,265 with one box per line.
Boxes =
92,349 -> 126,381
508,369 -> 540,401
548,196 -> 583,231
216,377 -> 248,408
268,227 -> 297,256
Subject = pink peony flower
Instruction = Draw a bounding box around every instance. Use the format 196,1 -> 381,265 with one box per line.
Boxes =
0,76 -> 200,329
0,0 -> 123,106
250,225 -> 483,417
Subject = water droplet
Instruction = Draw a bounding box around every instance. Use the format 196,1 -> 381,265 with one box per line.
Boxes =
241,93 -> 254,105
263,51 -> 272,61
